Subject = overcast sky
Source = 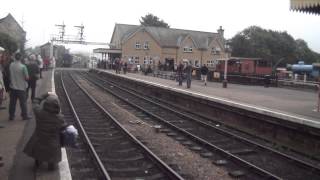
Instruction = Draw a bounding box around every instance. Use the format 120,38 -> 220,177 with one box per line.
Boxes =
1,0 -> 320,53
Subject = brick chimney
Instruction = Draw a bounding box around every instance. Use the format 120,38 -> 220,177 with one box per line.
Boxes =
217,26 -> 224,38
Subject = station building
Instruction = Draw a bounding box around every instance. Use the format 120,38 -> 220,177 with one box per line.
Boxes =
0,13 -> 26,64
0,13 -> 26,53
96,24 -> 230,70
40,42 -> 68,60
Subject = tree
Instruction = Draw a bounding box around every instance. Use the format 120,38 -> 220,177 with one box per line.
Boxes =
295,39 -> 320,64
140,13 -> 170,28
0,32 -> 18,54
229,26 -> 320,67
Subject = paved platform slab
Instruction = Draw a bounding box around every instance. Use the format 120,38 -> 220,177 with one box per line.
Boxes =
97,69 -> 320,128
0,69 -> 71,180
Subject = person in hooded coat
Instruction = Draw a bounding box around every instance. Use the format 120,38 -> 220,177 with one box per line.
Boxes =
23,92 -> 65,170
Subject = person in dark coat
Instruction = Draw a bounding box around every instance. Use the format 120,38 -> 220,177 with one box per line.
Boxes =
200,64 -> 209,86
123,62 -> 128,74
184,62 -> 193,88
24,92 -> 65,170
115,58 -> 120,74
177,62 -> 184,86
26,54 -> 40,102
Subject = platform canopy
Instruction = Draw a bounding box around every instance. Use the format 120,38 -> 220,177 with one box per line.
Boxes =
290,0 -> 320,14
93,48 -> 121,54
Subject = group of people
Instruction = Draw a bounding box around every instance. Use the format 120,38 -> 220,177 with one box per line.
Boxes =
114,59 -> 128,74
1,51 -> 67,171
176,61 -> 209,88
0,53 -> 44,120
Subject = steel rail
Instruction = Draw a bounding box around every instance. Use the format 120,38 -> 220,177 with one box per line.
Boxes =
87,72 -> 320,172
68,72 -> 185,180
60,72 -> 112,180
79,71 -> 282,179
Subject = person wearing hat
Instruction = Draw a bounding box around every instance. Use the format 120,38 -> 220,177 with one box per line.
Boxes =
23,92 -> 66,171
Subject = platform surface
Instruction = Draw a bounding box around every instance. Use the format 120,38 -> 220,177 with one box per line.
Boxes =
0,69 -> 71,180
97,69 -> 320,128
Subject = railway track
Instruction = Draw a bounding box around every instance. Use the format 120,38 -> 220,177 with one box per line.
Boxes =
76,70 -> 320,180
55,71 -> 104,180
55,70 -> 184,180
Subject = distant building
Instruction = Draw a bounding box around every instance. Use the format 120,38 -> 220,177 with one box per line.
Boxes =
95,24 -> 230,70
40,42 -> 68,67
0,13 -> 26,52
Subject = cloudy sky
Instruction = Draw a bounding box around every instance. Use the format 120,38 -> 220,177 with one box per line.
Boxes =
1,0 -> 320,53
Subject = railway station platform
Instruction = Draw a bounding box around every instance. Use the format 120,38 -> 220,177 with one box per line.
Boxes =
0,70 -> 71,180
97,69 -> 320,128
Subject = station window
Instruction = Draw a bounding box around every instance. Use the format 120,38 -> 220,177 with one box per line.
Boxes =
207,60 -> 214,67
257,60 -> 268,67
211,47 -> 221,55
134,57 -> 139,64
135,42 -> 141,49
183,46 -> 193,53
194,60 -> 200,67
144,42 -> 149,49
143,56 -> 153,64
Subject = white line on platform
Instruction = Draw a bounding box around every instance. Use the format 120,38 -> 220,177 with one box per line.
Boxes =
102,70 -> 320,129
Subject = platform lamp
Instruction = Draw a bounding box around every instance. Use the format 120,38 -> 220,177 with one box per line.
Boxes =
222,42 -> 231,88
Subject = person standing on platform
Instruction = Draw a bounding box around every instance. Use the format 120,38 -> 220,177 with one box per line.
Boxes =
123,62 -> 128,74
0,64 -> 6,110
26,54 -> 40,102
37,54 -> 43,78
115,58 -> 120,74
177,62 -> 184,86
8,53 -> 30,120
185,61 -> 193,88
200,64 -> 209,86
24,92 -> 65,171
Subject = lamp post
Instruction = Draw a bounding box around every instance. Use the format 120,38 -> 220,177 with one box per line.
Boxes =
222,43 -> 230,88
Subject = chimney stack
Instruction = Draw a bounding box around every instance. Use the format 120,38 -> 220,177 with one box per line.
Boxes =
217,26 -> 224,38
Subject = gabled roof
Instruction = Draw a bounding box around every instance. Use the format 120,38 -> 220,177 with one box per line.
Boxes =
110,23 -> 139,44
177,34 -> 199,48
111,24 -> 221,49
40,42 -> 51,48
0,13 -> 25,33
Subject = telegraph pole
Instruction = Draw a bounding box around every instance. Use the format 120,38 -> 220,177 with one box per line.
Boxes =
49,22 -> 109,59
55,22 -> 66,41
74,24 -> 84,42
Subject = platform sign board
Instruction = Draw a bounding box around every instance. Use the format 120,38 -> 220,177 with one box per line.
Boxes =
214,72 -> 220,79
